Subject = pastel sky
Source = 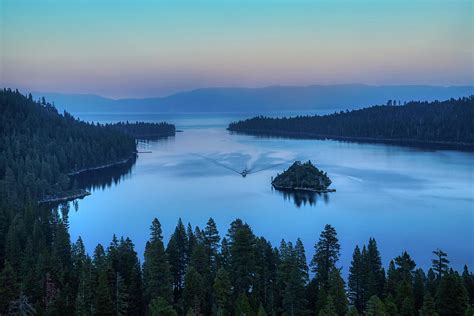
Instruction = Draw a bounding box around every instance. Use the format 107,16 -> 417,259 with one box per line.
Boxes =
1,0 -> 473,98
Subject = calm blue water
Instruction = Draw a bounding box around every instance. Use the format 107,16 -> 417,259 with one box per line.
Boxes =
70,113 -> 474,275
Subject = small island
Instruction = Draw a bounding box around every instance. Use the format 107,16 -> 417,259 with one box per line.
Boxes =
272,161 -> 335,193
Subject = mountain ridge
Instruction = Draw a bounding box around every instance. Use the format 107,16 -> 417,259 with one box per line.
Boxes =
30,84 -> 474,113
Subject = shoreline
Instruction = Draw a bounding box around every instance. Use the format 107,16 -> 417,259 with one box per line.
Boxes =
39,154 -> 137,204
228,129 -> 474,150
133,132 -> 176,139
38,189 -> 91,204
272,184 -> 336,193
67,154 -> 136,176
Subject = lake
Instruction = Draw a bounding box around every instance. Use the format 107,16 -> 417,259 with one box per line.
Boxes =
69,112 -> 474,275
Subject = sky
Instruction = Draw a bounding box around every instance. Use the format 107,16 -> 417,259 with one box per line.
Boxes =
1,0 -> 473,98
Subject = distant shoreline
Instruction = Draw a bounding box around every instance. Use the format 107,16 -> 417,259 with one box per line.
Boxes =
228,129 -> 474,151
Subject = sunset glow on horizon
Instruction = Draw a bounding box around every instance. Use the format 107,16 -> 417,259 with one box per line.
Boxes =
1,0 -> 473,98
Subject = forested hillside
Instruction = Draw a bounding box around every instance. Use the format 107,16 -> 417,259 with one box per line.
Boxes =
0,89 -> 136,207
228,97 -> 474,146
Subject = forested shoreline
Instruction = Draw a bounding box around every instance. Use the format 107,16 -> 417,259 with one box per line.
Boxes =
228,97 -> 474,148
0,89 -> 177,206
107,122 -> 176,139
0,89 -> 137,206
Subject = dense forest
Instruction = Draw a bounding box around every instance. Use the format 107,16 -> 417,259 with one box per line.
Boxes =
272,161 -> 332,192
107,122 -> 175,139
0,89 -> 472,315
228,97 -> 474,146
0,89 -> 136,207
0,210 -> 472,316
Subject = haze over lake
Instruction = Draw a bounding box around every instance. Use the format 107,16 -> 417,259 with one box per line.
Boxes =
67,112 -> 474,275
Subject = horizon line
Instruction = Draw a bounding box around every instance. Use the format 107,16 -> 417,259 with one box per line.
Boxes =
11,83 -> 474,101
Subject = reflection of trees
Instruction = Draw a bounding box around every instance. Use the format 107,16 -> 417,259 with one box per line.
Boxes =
72,157 -> 136,191
274,187 -> 330,207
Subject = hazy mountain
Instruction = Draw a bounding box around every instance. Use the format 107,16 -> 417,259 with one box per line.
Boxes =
33,84 -> 474,114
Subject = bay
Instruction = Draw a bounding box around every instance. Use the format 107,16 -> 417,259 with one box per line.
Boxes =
69,112 -> 474,274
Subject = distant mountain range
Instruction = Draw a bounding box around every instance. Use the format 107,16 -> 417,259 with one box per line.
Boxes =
32,84 -> 474,114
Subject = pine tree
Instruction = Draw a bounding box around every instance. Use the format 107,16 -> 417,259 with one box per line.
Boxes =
385,260 -> 397,297
413,268 -> 426,311
186,223 -> 196,258
435,271 -> 468,316
365,295 -> 386,316
235,292 -> 254,316
7,293 -> 36,316
278,240 -> 307,316
348,245 -> 365,312
384,295 -> 398,316
396,280 -> 414,314
318,295 -> 337,316
93,244 -> 107,270
167,218 -> 188,299
399,297 -> 415,316
431,249 -> 449,279
0,261 -> 18,314
220,237 -> 230,270
189,243 -> 212,315
5,216 -> 22,273
75,256 -> 94,316
315,288 -> 328,315
306,278 -> 319,314
253,237 -> 277,312
420,293 -> 437,316
203,218 -> 220,273
395,251 -> 416,282
189,243 -> 210,278
311,224 -> 340,290
183,267 -> 205,315
54,208 -> 73,272
328,268 -> 347,316
425,268 -> 437,297
213,268 -> 232,315
227,219 -> 256,295
366,238 -> 385,299
114,273 -> 129,316
72,236 -> 87,272
461,265 -> 474,306
149,297 -> 178,316
295,238 -> 309,283
95,270 -> 113,316
143,218 -> 173,304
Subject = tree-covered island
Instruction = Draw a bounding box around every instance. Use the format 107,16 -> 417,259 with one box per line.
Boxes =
272,160 -> 334,193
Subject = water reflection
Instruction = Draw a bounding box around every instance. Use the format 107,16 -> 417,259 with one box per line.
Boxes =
73,156 -> 137,191
274,187 -> 330,207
